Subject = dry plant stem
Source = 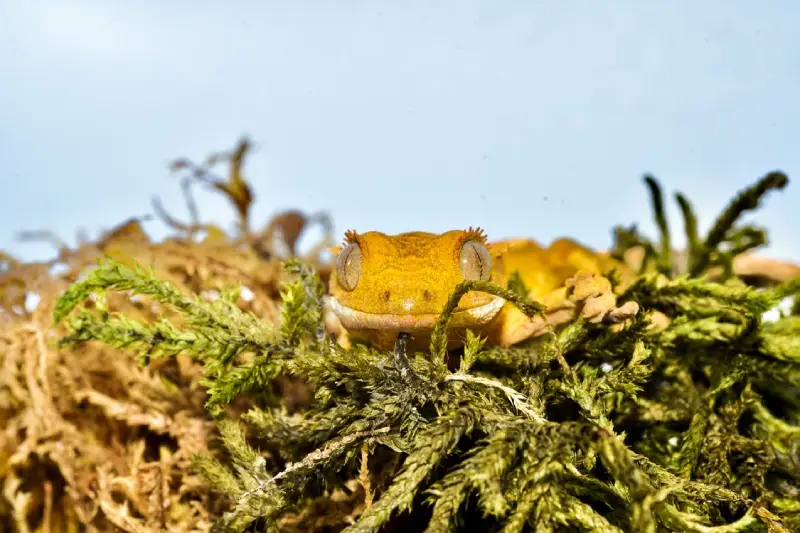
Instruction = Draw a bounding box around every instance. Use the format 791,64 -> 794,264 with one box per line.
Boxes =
96,465 -> 151,533
73,389 -> 171,433
22,322 -> 62,433
182,176 -> 201,227
43,480 -> 53,533
238,427 -> 392,502
444,374 -> 547,424
360,443 -> 373,509
554,341 -> 572,375
15,230 -> 69,253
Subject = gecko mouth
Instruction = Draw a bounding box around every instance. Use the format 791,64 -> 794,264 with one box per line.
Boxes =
327,296 -> 506,332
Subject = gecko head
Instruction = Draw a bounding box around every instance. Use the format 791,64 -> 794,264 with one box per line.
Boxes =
327,228 -> 508,332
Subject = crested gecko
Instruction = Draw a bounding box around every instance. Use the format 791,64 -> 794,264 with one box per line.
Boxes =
325,228 -> 639,351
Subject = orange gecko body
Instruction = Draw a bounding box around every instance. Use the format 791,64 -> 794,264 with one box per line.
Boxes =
325,228 -> 637,350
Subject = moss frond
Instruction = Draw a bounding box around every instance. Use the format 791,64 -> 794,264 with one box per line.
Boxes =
51,172 -> 800,532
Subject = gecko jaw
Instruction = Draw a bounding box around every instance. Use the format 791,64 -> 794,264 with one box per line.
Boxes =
328,295 -> 506,332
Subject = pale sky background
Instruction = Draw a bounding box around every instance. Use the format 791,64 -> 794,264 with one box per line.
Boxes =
1,1 -> 799,263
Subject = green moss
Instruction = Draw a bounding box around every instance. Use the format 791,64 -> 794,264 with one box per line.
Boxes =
55,173 -> 800,532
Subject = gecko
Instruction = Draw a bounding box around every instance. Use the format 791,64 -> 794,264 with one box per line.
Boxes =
324,227 -> 640,352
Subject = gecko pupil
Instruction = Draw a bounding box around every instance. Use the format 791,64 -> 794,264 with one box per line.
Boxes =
336,242 -> 362,291
459,240 -> 492,281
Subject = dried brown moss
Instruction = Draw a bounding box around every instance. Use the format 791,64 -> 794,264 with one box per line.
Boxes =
0,139 -> 334,532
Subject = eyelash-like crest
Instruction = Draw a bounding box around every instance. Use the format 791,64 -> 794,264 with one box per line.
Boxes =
343,229 -> 359,246
463,226 -> 488,244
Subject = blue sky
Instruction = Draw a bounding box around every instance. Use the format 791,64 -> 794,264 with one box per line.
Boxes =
1,1 -> 798,263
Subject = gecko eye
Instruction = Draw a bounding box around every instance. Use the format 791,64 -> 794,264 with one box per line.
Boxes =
336,242 -> 362,291
459,240 -> 492,281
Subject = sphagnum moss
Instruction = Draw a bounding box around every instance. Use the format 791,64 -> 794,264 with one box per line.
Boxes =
55,173 -> 800,532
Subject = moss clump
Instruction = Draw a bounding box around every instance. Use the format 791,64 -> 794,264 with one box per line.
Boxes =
0,138 -> 332,532
50,171 -> 800,532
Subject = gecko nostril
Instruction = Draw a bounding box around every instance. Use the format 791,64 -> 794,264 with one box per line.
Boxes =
423,290 -> 433,301
382,290 -> 391,301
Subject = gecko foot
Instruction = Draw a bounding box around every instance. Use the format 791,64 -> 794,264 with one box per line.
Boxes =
566,271 -> 639,324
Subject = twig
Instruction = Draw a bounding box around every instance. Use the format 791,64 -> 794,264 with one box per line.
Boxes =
15,230 -> 69,253
181,176 -> 200,227
238,427 -> 391,502
360,442 -> 373,509
43,481 -> 53,533
444,374 -> 547,423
